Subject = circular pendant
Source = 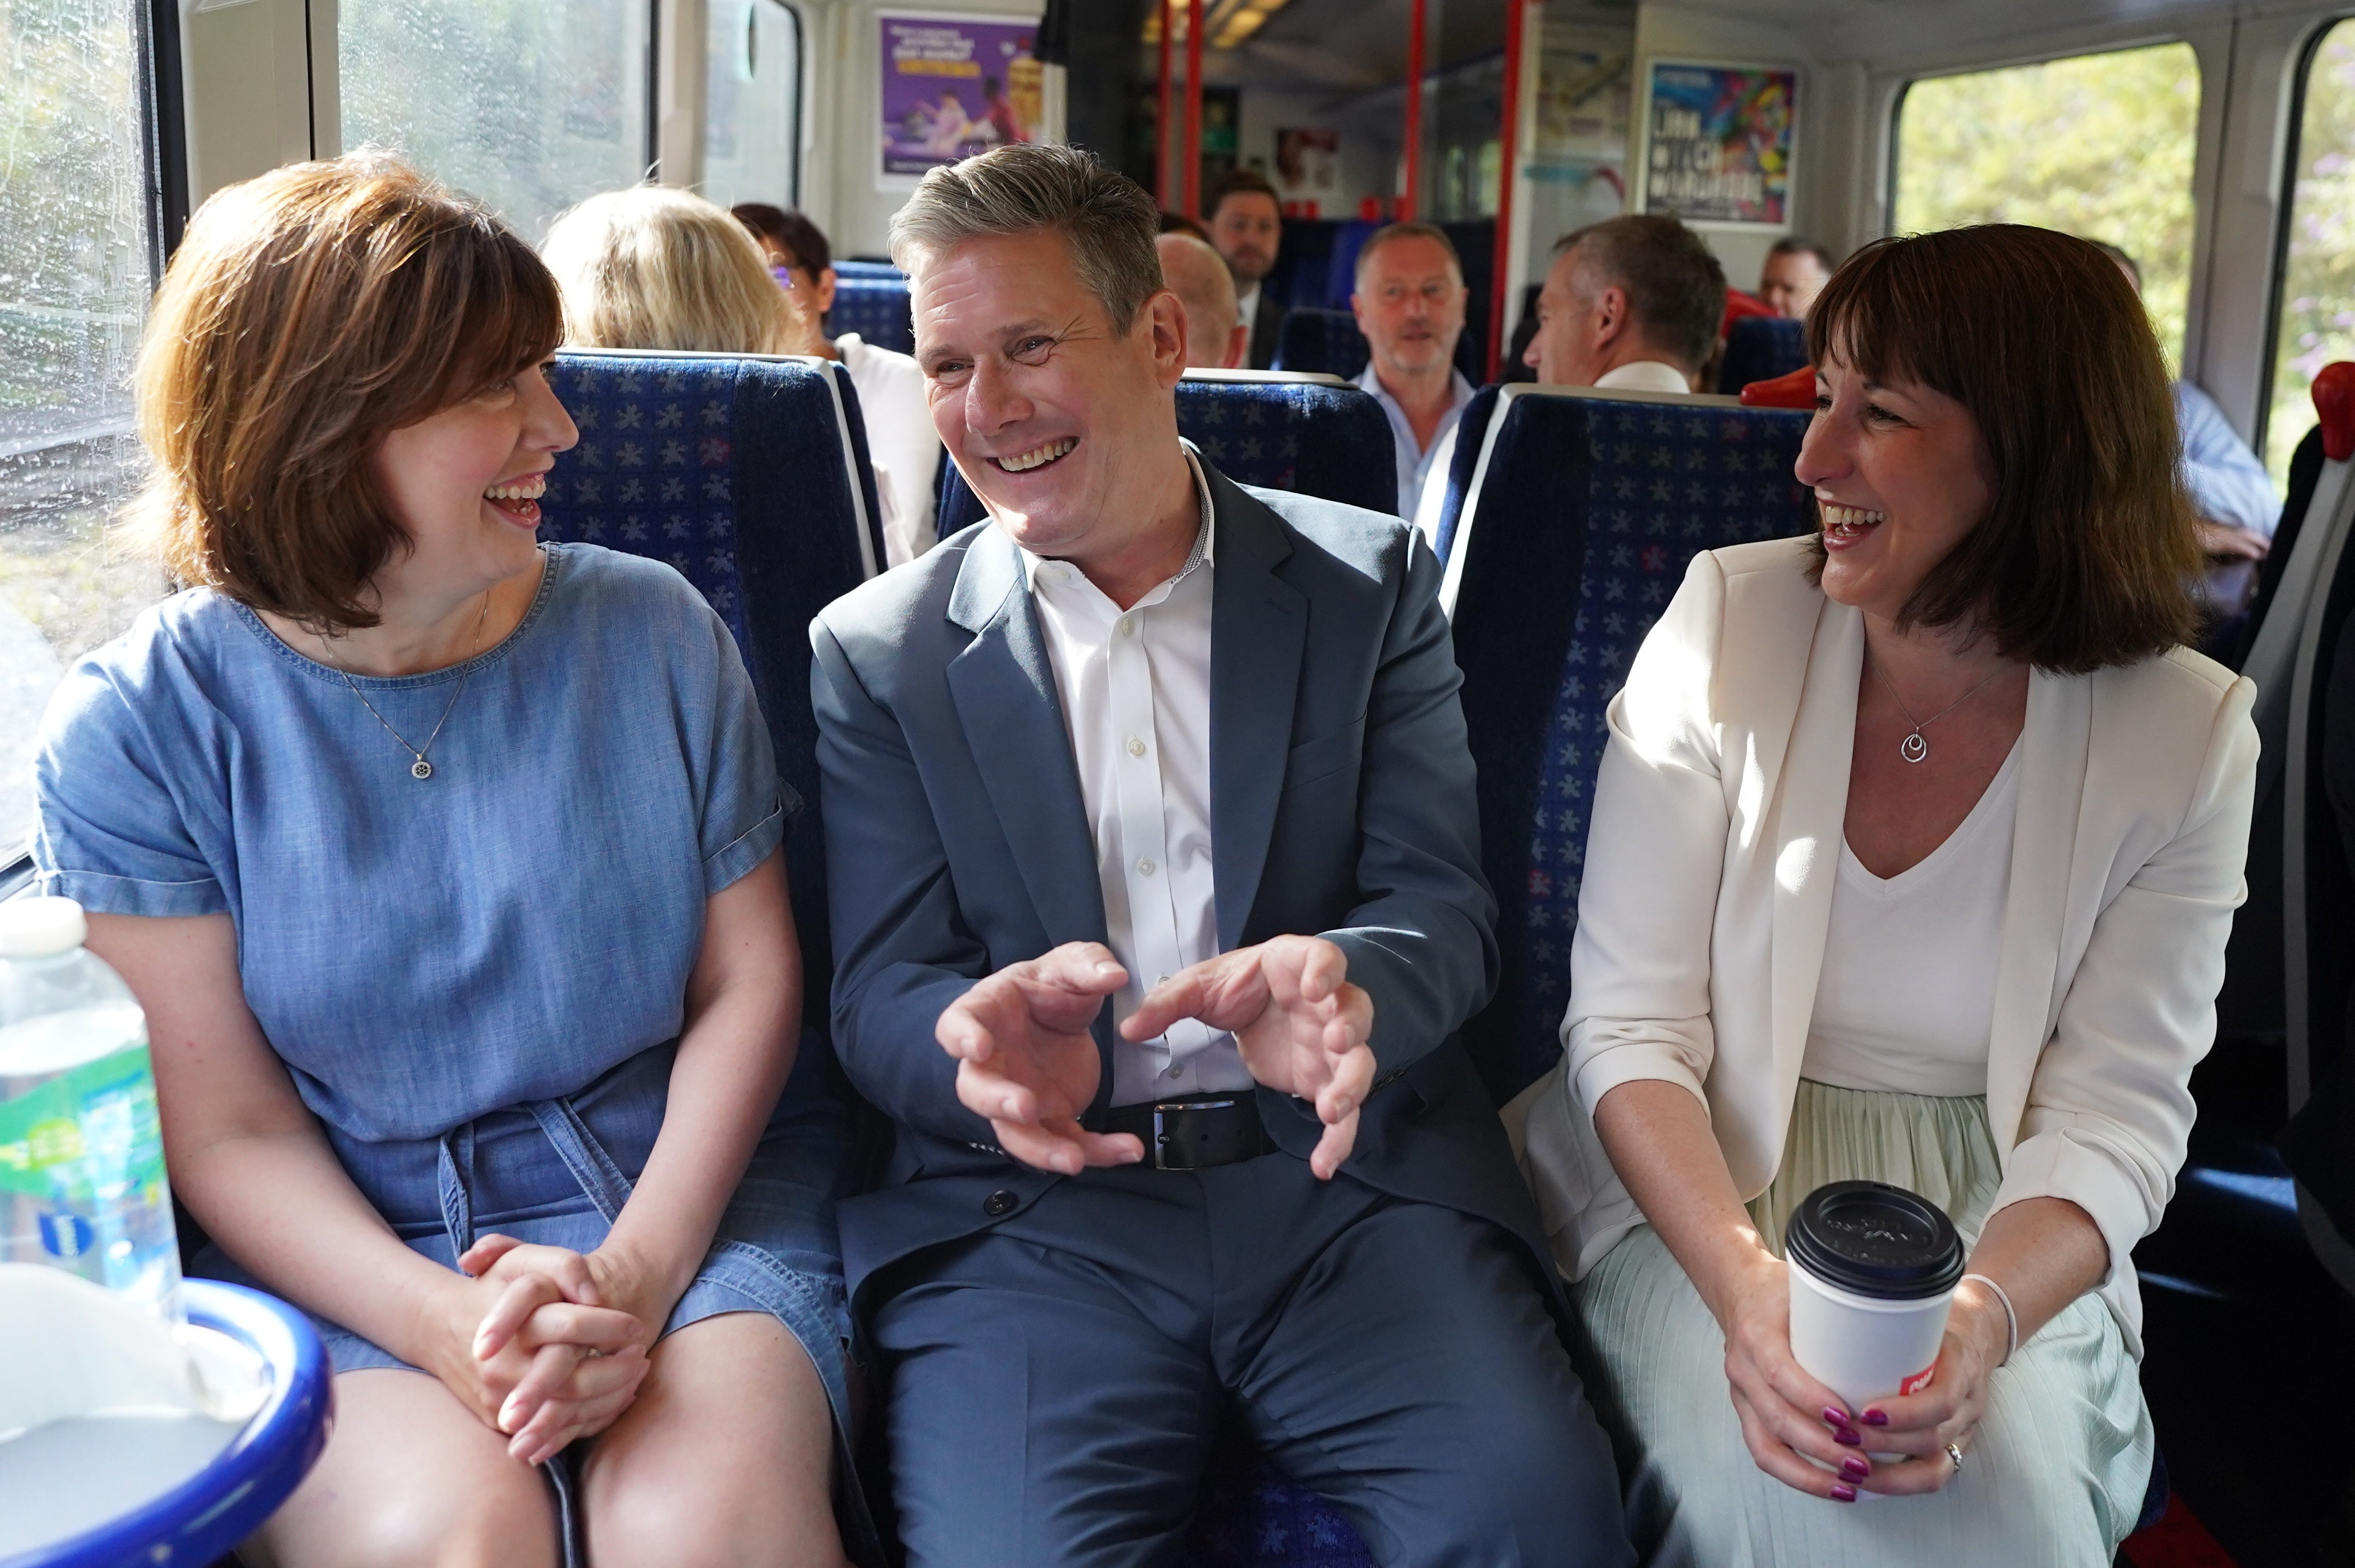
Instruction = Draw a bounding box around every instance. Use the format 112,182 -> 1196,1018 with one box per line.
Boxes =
1898,732 -> 1929,764
411,758 -> 434,781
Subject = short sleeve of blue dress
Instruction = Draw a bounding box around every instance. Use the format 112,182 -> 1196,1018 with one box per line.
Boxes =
30,545 -> 850,1429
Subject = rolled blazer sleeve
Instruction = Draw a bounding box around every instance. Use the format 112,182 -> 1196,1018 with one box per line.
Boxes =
1991,674 -> 2258,1283
1561,551 -> 1729,1115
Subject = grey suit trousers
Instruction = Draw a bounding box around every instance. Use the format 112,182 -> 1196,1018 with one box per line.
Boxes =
869,1151 -> 1633,1568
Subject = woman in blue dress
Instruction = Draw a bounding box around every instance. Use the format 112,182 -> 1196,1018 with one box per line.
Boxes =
32,155 -> 856,1566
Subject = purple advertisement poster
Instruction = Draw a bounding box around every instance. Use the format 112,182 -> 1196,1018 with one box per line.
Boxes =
879,12 -> 1045,180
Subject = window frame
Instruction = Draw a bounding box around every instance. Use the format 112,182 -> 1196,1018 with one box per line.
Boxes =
703,0 -> 806,211
2256,13 -> 2355,470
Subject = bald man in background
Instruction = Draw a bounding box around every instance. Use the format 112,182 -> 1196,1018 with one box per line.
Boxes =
1157,230 -> 1248,370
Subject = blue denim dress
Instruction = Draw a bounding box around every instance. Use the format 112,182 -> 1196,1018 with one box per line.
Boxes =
29,544 -> 853,1454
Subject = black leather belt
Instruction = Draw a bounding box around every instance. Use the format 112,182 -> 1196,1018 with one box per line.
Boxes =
1102,1093 -> 1271,1170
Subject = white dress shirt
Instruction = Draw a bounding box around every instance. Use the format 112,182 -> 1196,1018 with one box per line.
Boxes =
1023,448 -> 1253,1106
1237,284 -> 1262,339
837,333 -> 944,567
1354,362 -> 1476,519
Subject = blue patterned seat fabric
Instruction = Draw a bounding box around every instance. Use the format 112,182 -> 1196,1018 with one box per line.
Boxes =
831,258 -> 903,279
537,349 -> 885,1027
1717,313 -> 1808,394
933,375 -> 1398,539
829,274 -> 915,356
1449,390 -> 1816,1102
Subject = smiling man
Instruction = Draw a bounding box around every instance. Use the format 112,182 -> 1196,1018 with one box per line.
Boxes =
809,144 -> 1631,1567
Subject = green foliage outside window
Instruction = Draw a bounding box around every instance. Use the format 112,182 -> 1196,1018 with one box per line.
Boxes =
2271,22 -> 2355,481
1894,44 -> 2200,379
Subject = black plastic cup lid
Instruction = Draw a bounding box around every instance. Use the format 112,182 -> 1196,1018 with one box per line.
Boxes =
1785,1180 -> 1965,1301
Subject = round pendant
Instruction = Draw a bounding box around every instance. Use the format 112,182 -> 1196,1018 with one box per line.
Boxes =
1898,732 -> 1929,764
411,758 -> 434,780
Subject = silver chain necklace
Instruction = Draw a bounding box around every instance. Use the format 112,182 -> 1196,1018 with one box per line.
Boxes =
1865,652 -> 2009,765
314,592 -> 491,781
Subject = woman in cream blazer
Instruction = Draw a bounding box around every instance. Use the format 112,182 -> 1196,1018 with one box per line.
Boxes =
1514,227 -> 2257,1564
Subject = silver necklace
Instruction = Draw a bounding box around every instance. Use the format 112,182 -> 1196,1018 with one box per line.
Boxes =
315,593 -> 491,781
1866,653 -> 2009,765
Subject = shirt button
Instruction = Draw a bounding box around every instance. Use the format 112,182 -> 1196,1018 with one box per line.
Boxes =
1164,1062 -> 1186,1079
1117,616 -> 1135,636
983,1189 -> 1017,1217
1126,736 -> 1146,758
1137,857 -> 1156,876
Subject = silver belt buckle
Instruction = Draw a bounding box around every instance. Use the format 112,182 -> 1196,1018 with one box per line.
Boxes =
1150,1097 -> 1240,1170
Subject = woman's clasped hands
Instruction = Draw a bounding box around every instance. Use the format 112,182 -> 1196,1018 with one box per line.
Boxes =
415,1234 -> 672,1466
1716,1252 -> 2009,1502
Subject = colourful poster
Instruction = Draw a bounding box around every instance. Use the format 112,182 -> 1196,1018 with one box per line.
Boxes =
879,12 -> 1045,181
1638,60 -> 1796,227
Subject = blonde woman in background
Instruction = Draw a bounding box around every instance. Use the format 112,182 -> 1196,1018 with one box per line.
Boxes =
542,187 -> 920,565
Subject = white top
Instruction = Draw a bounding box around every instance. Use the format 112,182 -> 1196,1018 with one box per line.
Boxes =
838,333 -> 943,568
1354,362 -> 1476,520
1021,448 -> 1251,1106
1801,739 -> 2023,1098
1237,284 -> 1262,339
1593,359 -> 1696,394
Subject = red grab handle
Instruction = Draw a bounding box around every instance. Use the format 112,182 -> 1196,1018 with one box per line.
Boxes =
1740,365 -> 1816,410
2316,362 -> 2355,462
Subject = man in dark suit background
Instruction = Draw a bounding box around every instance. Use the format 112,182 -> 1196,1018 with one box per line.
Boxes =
810,143 -> 1630,1567
1207,168 -> 1287,369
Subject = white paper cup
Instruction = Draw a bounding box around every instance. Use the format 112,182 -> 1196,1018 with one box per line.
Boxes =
1786,1260 -> 1954,1412
1782,1181 -> 1966,1475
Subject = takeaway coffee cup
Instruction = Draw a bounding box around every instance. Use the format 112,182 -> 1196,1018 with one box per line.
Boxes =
1785,1180 -> 1966,1418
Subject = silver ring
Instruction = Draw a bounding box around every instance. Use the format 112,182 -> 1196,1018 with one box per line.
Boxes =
1944,1442 -> 1965,1473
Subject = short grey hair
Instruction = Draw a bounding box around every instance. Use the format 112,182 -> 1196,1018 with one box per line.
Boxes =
889,144 -> 1164,332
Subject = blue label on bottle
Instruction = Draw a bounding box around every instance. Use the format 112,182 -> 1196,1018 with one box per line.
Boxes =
40,1210 -> 94,1259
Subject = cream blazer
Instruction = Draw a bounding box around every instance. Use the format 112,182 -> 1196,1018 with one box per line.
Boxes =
1509,537 -> 2258,1355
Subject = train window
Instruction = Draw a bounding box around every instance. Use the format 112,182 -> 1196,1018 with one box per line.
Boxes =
2267,19 -> 2355,478
0,0 -> 164,854
1893,43 -> 2201,368
703,0 -> 803,212
339,0 -> 657,242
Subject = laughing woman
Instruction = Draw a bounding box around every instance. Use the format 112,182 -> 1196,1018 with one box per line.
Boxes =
1512,226 -> 2257,1562
31,156 -> 855,1567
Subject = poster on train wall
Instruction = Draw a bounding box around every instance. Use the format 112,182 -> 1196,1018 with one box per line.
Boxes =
1634,59 -> 1796,228
878,12 -> 1045,184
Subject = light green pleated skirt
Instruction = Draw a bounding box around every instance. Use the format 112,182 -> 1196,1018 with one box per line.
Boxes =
1570,1079 -> 2153,1567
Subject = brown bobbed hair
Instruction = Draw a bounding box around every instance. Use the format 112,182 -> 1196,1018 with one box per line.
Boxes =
1804,225 -> 2204,674
132,152 -> 562,632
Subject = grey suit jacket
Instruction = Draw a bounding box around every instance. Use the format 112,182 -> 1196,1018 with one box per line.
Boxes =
810,462 -> 1545,1310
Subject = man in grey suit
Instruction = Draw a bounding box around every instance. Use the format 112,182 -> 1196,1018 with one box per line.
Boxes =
810,144 -> 1629,1567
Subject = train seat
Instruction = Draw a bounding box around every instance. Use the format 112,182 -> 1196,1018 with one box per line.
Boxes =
831,259 -> 904,279
2279,365 -> 2355,1300
537,348 -> 885,1020
1716,314 -> 1808,395
1270,305 -> 1485,386
829,272 -> 915,357
1442,386 -> 1815,1102
931,370 -> 1398,540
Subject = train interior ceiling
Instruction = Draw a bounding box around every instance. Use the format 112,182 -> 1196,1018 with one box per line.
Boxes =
10,0 -> 2355,1562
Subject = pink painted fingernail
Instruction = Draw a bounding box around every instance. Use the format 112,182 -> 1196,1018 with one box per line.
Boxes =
1861,1408 -> 1890,1427
1841,1457 -> 1870,1481
1831,1484 -> 1857,1503
1832,1428 -> 1861,1447
1821,1406 -> 1851,1427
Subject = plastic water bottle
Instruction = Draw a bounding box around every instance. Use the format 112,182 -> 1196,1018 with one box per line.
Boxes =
0,897 -> 181,1323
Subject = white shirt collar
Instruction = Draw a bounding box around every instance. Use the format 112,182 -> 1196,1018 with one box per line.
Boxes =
1592,359 -> 1696,394
1019,444 -> 1217,594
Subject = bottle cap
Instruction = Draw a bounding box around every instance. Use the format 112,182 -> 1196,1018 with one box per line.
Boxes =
1785,1180 -> 1965,1302
0,896 -> 89,958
